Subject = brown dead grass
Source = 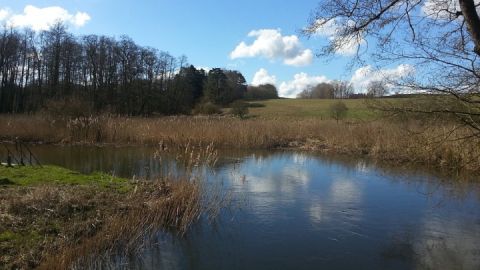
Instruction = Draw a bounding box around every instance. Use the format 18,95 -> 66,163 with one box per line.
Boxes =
0,178 -> 209,269
0,114 -> 479,173
0,143 -> 226,269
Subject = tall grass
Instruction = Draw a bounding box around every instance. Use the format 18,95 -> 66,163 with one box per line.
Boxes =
1,143 -> 228,269
37,179 -> 202,269
1,114 -> 479,173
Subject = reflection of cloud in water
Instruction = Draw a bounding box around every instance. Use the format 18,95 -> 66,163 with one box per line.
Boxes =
242,174 -> 274,194
309,200 -> 327,224
309,177 -> 364,228
282,165 -> 310,189
227,155 -> 311,196
224,154 -> 314,222
227,155 -> 366,233
330,178 -> 361,205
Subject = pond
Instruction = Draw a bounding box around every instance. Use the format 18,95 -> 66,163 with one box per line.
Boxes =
21,145 -> 480,269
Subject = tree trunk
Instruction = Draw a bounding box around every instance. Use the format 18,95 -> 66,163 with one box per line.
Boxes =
459,0 -> 480,56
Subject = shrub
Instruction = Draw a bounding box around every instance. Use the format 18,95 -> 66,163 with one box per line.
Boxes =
329,101 -> 348,122
42,97 -> 93,118
230,101 -> 249,118
245,84 -> 279,100
247,102 -> 266,108
193,102 -> 222,115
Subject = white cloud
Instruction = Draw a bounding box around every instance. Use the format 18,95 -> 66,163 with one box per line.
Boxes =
350,64 -> 415,93
196,66 -> 212,72
4,5 -> 91,31
333,37 -> 365,56
252,68 -> 277,86
73,12 -> 91,27
230,29 -> 313,67
421,0 -> 458,19
422,0 -> 480,19
279,72 -> 330,98
252,64 -> 413,98
311,19 -> 365,56
284,49 -> 314,66
0,9 -> 9,21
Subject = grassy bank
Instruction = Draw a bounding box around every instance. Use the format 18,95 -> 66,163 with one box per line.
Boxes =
247,98 -> 378,119
0,164 -> 212,269
0,98 -> 479,174
1,115 -> 479,173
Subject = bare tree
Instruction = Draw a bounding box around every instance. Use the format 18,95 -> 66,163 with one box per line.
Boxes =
298,82 -> 335,99
304,0 -> 480,136
332,80 -> 354,98
329,101 -> 349,122
367,81 -> 388,97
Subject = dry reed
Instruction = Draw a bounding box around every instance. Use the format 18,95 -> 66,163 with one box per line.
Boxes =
0,114 -> 479,173
1,143 -> 228,269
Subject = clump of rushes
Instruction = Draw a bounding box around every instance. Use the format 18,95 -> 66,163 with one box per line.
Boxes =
0,143 -> 228,269
1,113 -> 480,173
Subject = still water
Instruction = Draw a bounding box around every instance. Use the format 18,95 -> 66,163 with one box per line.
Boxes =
26,145 -> 480,270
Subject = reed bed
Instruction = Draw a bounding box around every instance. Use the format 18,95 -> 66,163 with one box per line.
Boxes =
0,144 -> 228,269
0,114 -> 479,173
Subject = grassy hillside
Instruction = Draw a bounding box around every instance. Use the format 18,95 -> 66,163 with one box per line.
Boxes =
247,98 -> 377,120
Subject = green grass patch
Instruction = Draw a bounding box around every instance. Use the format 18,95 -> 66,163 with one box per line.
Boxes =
0,165 -> 130,192
0,231 -> 17,242
247,98 -> 382,120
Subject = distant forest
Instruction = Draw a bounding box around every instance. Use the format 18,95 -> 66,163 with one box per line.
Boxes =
0,23 -> 277,116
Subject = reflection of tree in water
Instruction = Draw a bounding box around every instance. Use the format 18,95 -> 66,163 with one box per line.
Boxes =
381,229 -> 418,269
381,220 -> 480,270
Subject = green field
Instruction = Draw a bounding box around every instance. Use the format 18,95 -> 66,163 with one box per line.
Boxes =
0,165 -> 131,191
247,98 -> 378,120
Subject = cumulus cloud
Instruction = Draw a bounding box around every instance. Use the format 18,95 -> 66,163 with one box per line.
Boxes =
350,64 -> 415,93
0,9 -> 9,21
279,72 -> 330,98
195,66 -> 212,72
422,0 -> 480,20
311,19 -> 365,56
2,5 -> 91,31
422,0 -> 466,19
253,64 -> 414,98
252,68 -> 277,86
230,29 -> 313,67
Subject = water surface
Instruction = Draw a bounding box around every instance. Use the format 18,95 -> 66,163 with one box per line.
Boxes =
20,145 -> 480,270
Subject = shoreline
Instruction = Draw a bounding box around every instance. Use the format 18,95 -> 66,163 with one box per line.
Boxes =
0,137 -> 475,181
0,162 -> 215,269
1,114 -> 479,175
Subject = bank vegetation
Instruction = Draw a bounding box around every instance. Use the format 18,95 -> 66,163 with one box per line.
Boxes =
0,144 -> 225,269
1,112 -> 479,174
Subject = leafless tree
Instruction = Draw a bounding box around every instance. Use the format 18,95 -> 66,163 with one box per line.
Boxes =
305,0 -> 480,136
0,23 -> 246,116
297,82 -> 335,99
332,80 -> 354,98
367,81 -> 388,97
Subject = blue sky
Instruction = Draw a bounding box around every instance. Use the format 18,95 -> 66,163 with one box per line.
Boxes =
0,0 -> 413,97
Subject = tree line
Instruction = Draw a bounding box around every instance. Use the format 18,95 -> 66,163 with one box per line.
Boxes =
0,23 -> 257,116
297,81 -> 354,99
297,80 -> 391,99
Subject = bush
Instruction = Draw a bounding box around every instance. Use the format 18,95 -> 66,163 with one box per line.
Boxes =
193,102 -> 222,115
230,101 -> 249,118
42,97 -> 93,118
245,84 -> 279,100
329,101 -> 348,122
247,102 -> 266,108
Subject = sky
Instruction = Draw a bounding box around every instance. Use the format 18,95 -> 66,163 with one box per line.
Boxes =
0,0 -> 414,97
